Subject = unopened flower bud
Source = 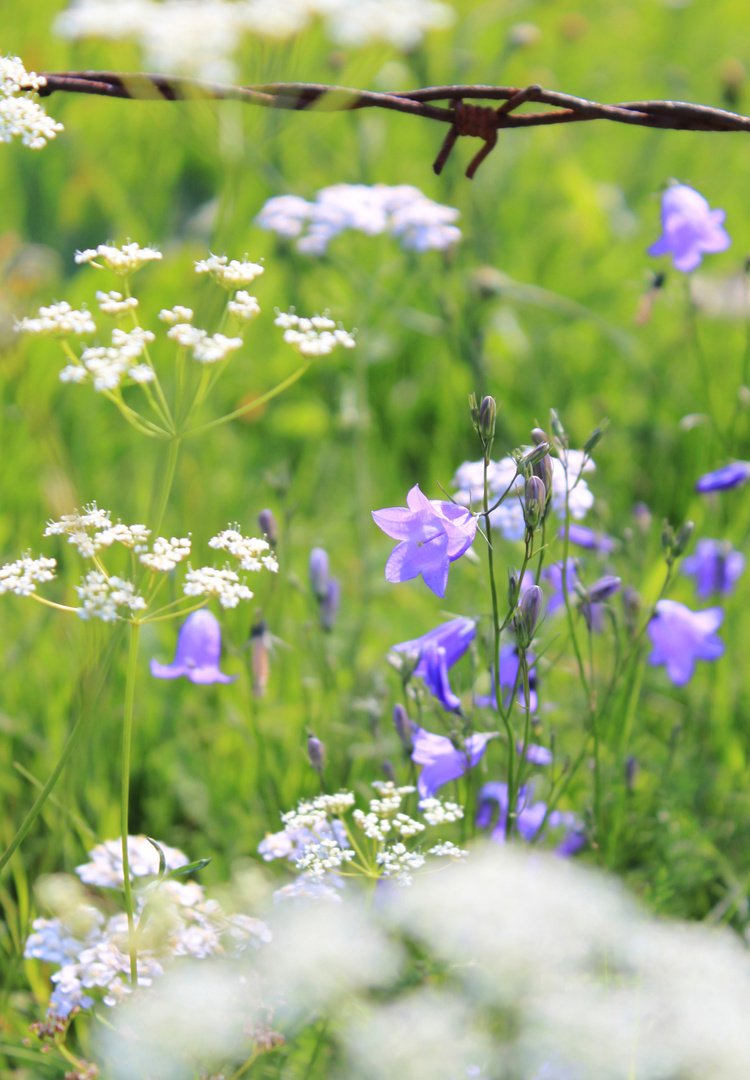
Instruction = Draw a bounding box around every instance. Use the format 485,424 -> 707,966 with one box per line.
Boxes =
532,453 -> 554,505
518,442 -> 550,470
587,575 -> 622,603
625,755 -> 639,793
320,577 -> 341,631
257,508 -> 278,547
661,520 -> 675,553
307,734 -> 325,774
530,427 -> 548,446
381,759 -> 396,784
673,521 -> 695,558
524,476 -> 546,531
582,419 -> 608,457
393,703 -> 414,752
478,395 -> 497,444
309,547 -> 330,600
250,618 -> 271,698
515,585 -> 544,648
507,567 -> 519,607
549,408 -> 568,450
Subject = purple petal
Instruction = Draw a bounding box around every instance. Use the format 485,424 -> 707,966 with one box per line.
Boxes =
406,484 -> 431,512
371,507 -> 420,541
695,461 -> 750,493
151,609 -> 235,685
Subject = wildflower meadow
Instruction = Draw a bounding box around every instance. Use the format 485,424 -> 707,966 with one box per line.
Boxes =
5,1 -> 750,1077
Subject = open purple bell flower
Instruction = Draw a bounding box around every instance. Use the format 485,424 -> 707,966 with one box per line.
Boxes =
151,609 -> 236,684
695,461 -> 750,493
372,483 -> 477,598
392,617 -> 476,712
476,781 -> 585,854
648,184 -> 730,273
411,726 -> 497,800
682,539 -> 745,599
560,523 -> 616,553
647,599 -> 724,686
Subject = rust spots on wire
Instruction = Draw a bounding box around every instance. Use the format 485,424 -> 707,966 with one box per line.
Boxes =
38,72 -> 750,179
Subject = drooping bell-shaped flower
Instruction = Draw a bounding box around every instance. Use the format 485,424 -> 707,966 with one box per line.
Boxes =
682,539 -> 745,599
150,609 -> 235,684
648,184 -> 730,273
391,617 -> 476,711
647,599 -> 725,685
411,727 -> 497,800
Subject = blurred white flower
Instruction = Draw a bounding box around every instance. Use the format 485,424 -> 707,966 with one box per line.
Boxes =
0,56 -> 63,149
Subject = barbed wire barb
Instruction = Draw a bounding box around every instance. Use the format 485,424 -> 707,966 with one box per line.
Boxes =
38,72 -> 750,178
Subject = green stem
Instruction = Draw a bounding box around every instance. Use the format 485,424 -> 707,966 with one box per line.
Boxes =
121,621 -> 141,987
184,361 -> 311,439
152,438 -> 181,540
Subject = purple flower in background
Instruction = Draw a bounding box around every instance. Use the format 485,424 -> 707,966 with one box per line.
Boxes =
411,727 -> 497,799
648,184 -> 730,272
648,599 -> 725,685
320,577 -> 341,630
560,523 -> 617,553
541,559 -> 577,615
150,609 -> 235,684
392,617 -> 476,712
695,461 -> 750,493
475,646 -> 538,713
309,547 -> 330,600
372,484 -> 477,598
682,539 -> 745,599
519,742 -> 553,765
476,782 -> 584,854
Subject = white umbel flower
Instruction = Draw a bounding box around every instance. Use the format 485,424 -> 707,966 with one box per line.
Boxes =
274,310 -> 356,357
75,571 -> 147,622
0,554 -> 57,596
192,332 -> 243,364
227,290 -> 261,321
158,305 -> 194,325
139,536 -> 192,572
208,527 -> 277,572
96,290 -> 139,316
182,565 -> 254,608
16,301 -> 96,337
0,59 -> 64,150
166,322 -> 206,348
194,254 -> 264,287
74,242 -> 162,275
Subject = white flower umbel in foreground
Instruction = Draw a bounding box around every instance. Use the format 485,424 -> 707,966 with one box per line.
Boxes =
260,782 -> 468,894
0,55 -> 64,149
257,184 -> 461,255
16,243 -> 355,441
25,835 -> 271,1019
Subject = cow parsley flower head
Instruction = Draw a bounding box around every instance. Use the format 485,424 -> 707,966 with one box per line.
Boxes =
0,554 -> 57,596
96,290 -> 139,316
0,56 -> 64,149
76,836 -> 189,888
182,565 -> 254,608
648,183 -> 730,273
151,608 -> 235,684
209,527 -> 278,572
15,300 -> 96,337
372,484 -> 477,597
682,539 -> 746,599
192,332 -> 243,364
274,310 -> 356,356
75,571 -> 147,622
648,598 -> 725,685
158,305 -> 194,325
74,242 -> 163,275
227,290 -> 261,321
139,535 -> 192,572
194,254 -> 264,288
76,326 -> 155,391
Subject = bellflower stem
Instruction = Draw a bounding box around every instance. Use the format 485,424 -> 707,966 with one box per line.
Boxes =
121,621 -> 141,987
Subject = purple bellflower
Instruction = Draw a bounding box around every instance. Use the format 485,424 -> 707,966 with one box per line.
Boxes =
541,559 -> 577,616
695,461 -> 750,493
648,184 -> 730,273
648,599 -> 725,685
560,523 -> 617,553
372,484 -> 477,598
150,609 -> 235,684
682,539 -> 745,599
392,617 -> 476,712
519,742 -> 553,765
411,726 -> 497,800
474,645 -> 538,713
476,782 -> 585,854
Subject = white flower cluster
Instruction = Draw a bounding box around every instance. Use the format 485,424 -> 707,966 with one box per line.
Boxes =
44,504 -> 151,557
208,527 -> 278,572
25,835 -> 271,1018
194,254 -> 264,288
263,784 -> 466,891
75,571 -> 147,622
158,305 -> 194,325
256,184 -> 461,255
0,56 -> 64,150
15,300 -> 96,337
139,535 -> 192,572
182,565 -> 254,608
74,242 -> 163,275
452,450 -> 596,544
0,554 -> 57,596
96,290 -> 140,316
227,290 -> 261,322
54,0 -> 454,80
274,310 -> 356,357
165,318 -> 244,364
63,326 -> 156,391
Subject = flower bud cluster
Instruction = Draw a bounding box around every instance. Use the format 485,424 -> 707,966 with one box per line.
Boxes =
227,290 -> 261,321
44,505 -> 151,557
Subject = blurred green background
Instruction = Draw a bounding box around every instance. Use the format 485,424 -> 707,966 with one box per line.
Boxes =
4,0 -> 750,1065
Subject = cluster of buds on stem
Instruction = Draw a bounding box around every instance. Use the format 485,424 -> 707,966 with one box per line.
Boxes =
469,392 -> 498,456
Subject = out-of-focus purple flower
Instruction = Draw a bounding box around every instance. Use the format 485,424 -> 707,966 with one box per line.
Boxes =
579,575 -> 621,633
541,559 -> 577,616
648,599 -> 725,685
682,539 -> 745,599
392,617 -> 476,712
320,577 -> 341,630
150,609 -> 235,684
696,461 -> 750,493
309,547 -> 330,600
372,484 -> 477,598
518,742 -> 553,765
560,523 -> 617,553
257,508 -> 278,546
475,646 -> 538,713
648,184 -> 730,273
411,727 -> 497,799
393,703 -> 416,751
476,782 -> 584,853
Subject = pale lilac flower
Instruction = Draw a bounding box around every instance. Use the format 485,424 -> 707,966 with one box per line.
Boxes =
560,523 -> 617,553
648,184 -> 730,273
392,617 -> 476,712
474,646 -> 537,713
682,539 -> 745,599
411,727 -> 497,799
476,782 -> 584,853
648,599 -> 725,685
320,578 -> 341,631
541,559 -> 577,615
150,609 -> 235,684
372,484 -> 477,598
520,743 -> 553,765
695,461 -> 750,493
309,547 -> 330,600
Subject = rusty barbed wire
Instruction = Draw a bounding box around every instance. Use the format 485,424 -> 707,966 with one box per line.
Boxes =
38,71 -> 750,178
